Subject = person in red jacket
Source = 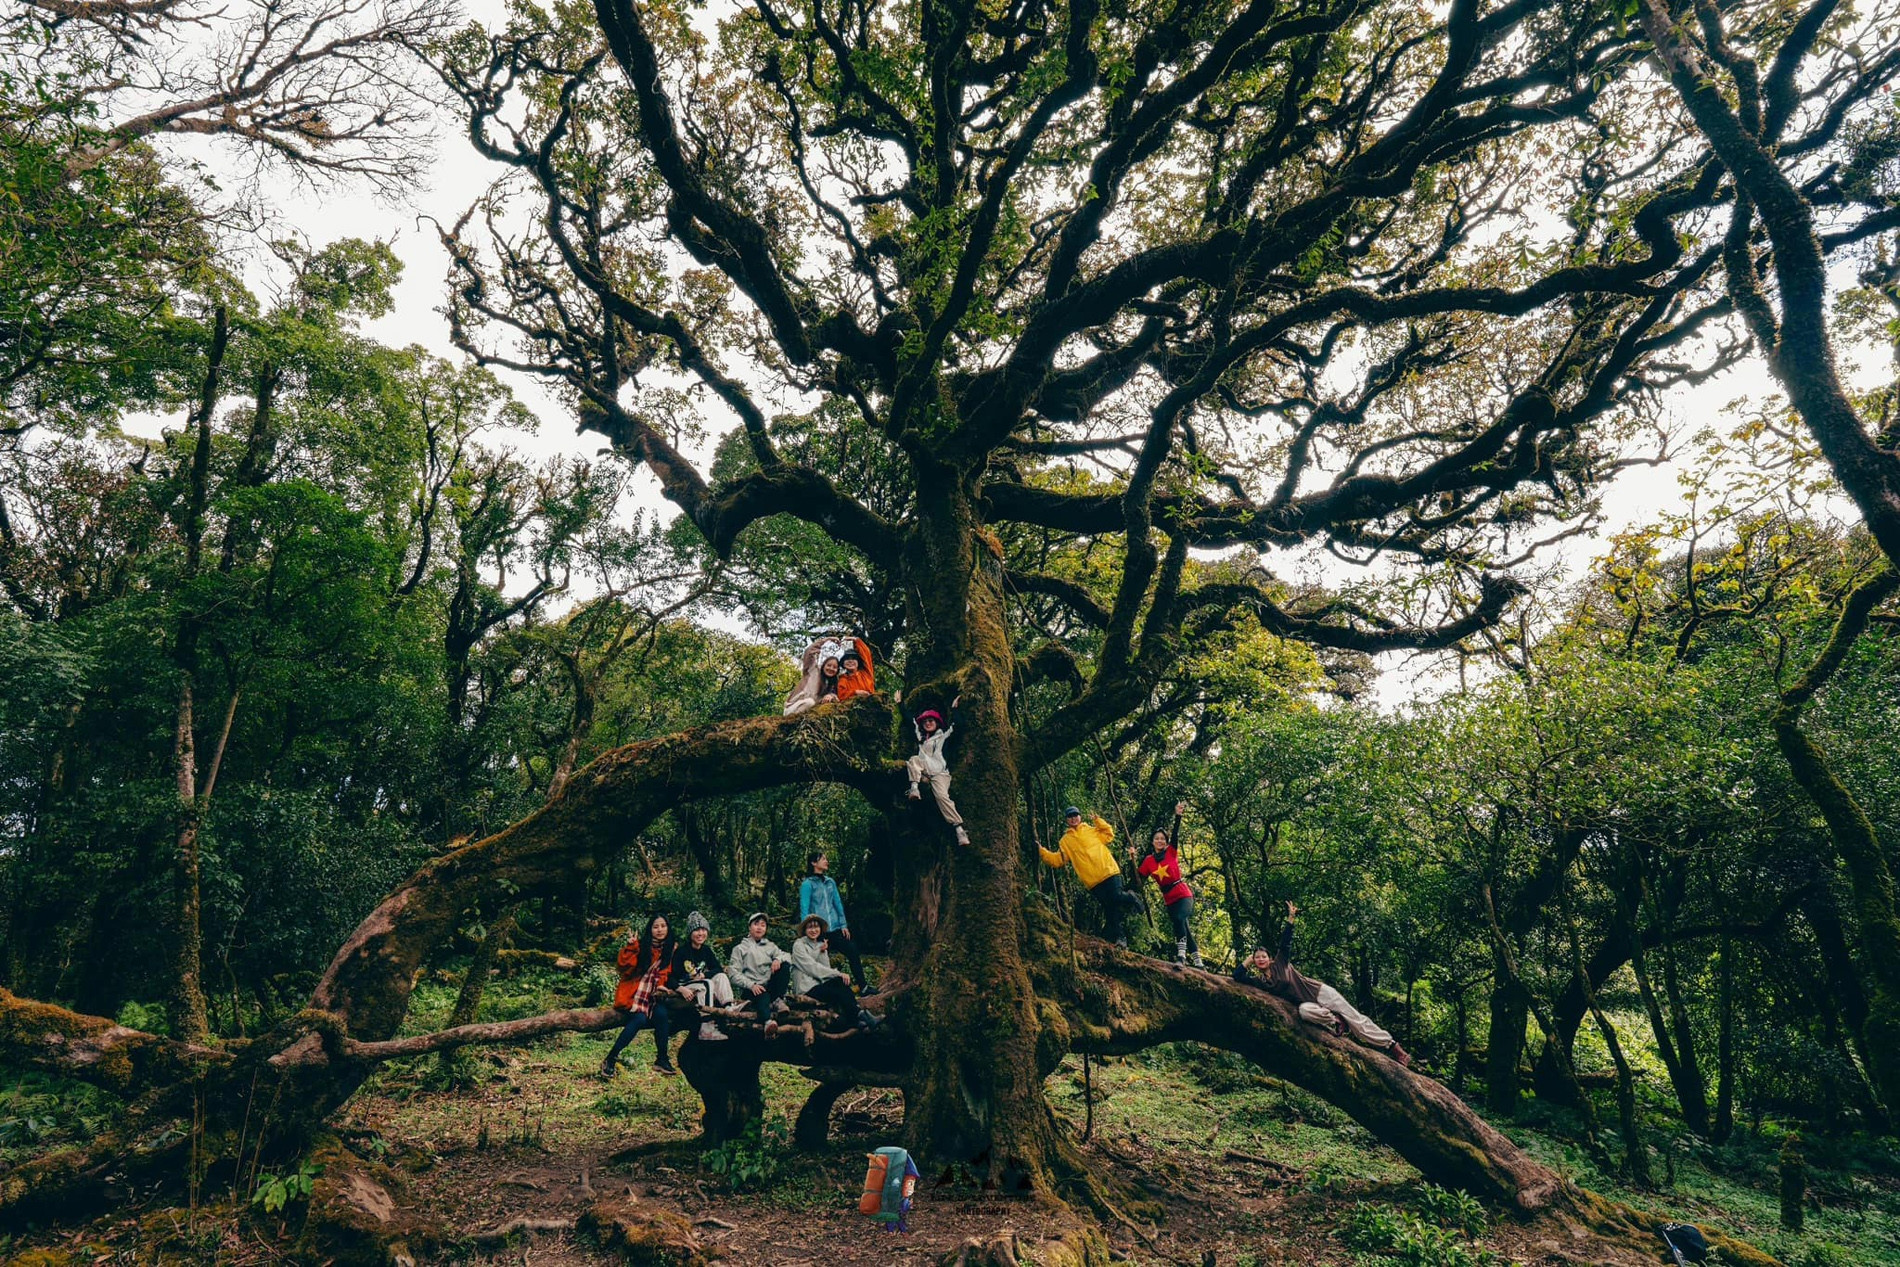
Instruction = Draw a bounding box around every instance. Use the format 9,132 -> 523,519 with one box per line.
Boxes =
835,635 -> 876,701
599,914 -> 679,1079
1132,801 -> 1204,968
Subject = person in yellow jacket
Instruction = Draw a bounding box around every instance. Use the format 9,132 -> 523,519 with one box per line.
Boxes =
1040,807 -> 1142,948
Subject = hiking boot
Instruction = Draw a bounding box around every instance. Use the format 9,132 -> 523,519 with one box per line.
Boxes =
906,784 -> 922,800
1191,954 -> 1206,969
764,1020 -> 781,1038
652,1061 -> 678,1078
858,983 -> 877,997
597,1057 -> 617,1080
771,998 -> 791,1016
1173,939 -> 1188,966
696,1022 -> 728,1042
955,825 -> 971,846
1114,937 -> 1129,950
1334,1019 -> 1350,1038
1388,1041 -> 1412,1068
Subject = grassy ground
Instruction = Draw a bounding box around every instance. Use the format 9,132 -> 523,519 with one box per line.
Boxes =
6,966 -> 1899,1265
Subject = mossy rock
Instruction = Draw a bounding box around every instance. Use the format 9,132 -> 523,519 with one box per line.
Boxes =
6,1251 -> 81,1267
577,1198 -> 711,1265
292,1137 -> 438,1266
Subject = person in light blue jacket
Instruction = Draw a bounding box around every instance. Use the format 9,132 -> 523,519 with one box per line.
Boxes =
799,851 -> 872,993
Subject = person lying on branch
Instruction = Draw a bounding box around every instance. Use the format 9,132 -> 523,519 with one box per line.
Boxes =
600,913 -> 680,1079
1131,800 -> 1204,968
1236,901 -> 1411,1067
784,638 -> 842,715
835,635 -> 875,701
1041,806 -> 1141,948
790,914 -> 882,1037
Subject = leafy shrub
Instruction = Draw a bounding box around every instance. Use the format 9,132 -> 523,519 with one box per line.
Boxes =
581,964 -> 618,1008
115,999 -> 169,1035
1341,1203 -> 1405,1252
1413,1183 -> 1488,1237
252,1162 -> 322,1214
592,1089 -> 643,1119
1338,1202 -> 1505,1267
702,1116 -> 790,1191
1793,1245 -> 1852,1267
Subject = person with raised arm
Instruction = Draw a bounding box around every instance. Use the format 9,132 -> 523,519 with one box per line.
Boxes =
1235,901 -> 1411,1066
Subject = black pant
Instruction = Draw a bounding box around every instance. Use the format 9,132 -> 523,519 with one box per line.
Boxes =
743,961 -> 792,1021
805,977 -> 861,1032
605,1003 -> 672,1068
1089,876 -> 1142,943
1165,895 -> 1199,958
829,927 -> 868,989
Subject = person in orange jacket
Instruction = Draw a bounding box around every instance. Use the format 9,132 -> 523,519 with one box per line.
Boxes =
1040,807 -> 1141,948
599,914 -> 678,1079
835,635 -> 876,701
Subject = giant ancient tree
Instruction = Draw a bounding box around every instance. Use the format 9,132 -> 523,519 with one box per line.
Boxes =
10,0 -> 1893,1258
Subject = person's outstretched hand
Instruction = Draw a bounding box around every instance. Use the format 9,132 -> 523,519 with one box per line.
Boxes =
1285,900 -> 1299,920
1174,800 -> 1187,817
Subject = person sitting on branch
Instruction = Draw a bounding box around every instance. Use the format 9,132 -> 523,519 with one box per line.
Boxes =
835,635 -> 876,701
800,851 -> 872,993
905,695 -> 971,847
600,913 -> 679,1079
729,911 -> 794,1035
1132,801 -> 1204,968
1236,901 -> 1411,1067
670,910 -> 732,1042
1041,807 -> 1141,948
790,914 -> 882,1034
784,638 -> 842,715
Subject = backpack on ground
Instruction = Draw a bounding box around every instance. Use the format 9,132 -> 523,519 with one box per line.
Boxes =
1659,1223 -> 1709,1264
859,1145 -> 919,1231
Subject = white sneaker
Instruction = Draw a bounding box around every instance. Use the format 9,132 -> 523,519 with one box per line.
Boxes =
697,1022 -> 728,1042
906,785 -> 922,800
771,998 -> 790,1016
955,826 -> 971,846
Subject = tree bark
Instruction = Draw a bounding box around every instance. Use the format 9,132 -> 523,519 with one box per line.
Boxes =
1773,568 -> 1900,1113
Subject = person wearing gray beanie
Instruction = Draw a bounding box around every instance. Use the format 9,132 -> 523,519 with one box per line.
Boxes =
669,910 -> 732,1041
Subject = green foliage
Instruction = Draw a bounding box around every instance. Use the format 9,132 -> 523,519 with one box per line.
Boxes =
1412,1184 -> 1488,1238
701,1116 -> 791,1191
251,1162 -> 322,1214
1338,1201 -> 1507,1267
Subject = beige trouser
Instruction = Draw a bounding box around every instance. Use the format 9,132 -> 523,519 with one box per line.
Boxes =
905,759 -> 963,827
677,973 -> 734,1009
1299,983 -> 1394,1049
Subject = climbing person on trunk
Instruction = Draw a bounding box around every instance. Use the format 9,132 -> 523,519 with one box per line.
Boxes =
669,911 -> 732,1042
835,635 -> 876,701
1041,807 -> 1141,948
791,915 -> 882,1035
905,696 -> 971,847
799,851 -> 872,992
729,911 -> 794,1034
1235,901 -> 1411,1067
600,914 -> 679,1078
1132,801 -> 1203,968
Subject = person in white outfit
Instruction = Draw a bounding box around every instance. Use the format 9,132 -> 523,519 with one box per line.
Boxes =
905,696 -> 971,846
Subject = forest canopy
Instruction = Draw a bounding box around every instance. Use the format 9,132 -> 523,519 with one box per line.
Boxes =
3,0 -> 1900,1262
